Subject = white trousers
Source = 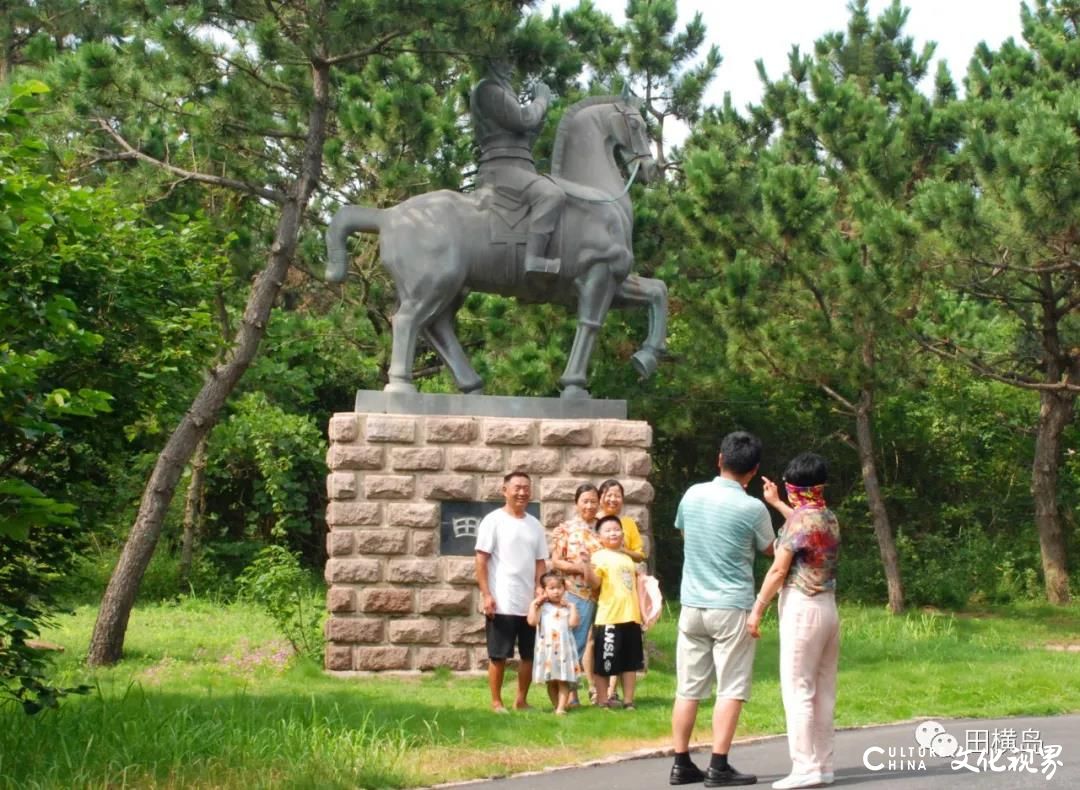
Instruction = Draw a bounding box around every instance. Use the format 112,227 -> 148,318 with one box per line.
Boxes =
778,587 -> 840,776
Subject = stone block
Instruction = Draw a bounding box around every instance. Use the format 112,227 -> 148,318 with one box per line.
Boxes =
354,646 -> 410,671
327,472 -> 357,500
624,505 -> 650,532
539,477 -> 581,501
449,447 -> 504,473
472,648 -> 492,670
623,450 -> 652,477
326,501 -> 383,527
357,588 -> 414,614
448,617 -> 488,645
390,447 -> 444,471
542,503 -> 568,528
419,474 -> 476,500
388,618 -> 442,644
415,647 -> 470,671
412,530 -> 436,556
326,445 -> 384,471
622,478 -> 655,504
364,475 -> 415,499
566,448 -> 621,475
326,587 -> 356,613
328,414 -> 359,442
508,449 -> 562,475
354,529 -> 408,555
444,557 -> 478,585
426,417 -> 478,443
325,558 -> 381,584
325,643 -> 353,671
388,502 -> 440,528
598,421 -> 653,448
325,616 -> 384,643
387,559 -> 439,584
418,589 -> 473,615
326,530 -> 355,557
539,421 -> 594,446
365,416 -> 416,443
483,419 -> 535,445
477,476 -> 504,502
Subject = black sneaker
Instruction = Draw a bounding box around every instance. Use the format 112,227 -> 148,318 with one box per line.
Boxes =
669,761 -> 706,785
704,764 -> 757,786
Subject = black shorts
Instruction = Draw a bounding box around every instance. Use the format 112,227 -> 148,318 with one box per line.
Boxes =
593,622 -> 644,676
486,614 -> 536,662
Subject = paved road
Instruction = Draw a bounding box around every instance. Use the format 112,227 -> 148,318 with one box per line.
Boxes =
446,715 -> 1078,789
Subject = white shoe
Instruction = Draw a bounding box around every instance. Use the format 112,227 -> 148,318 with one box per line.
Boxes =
772,774 -> 824,790
820,772 -> 834,785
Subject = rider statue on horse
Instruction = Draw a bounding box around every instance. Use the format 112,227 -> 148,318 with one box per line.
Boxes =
470,61 -> 565,277
325,61 -> 668,398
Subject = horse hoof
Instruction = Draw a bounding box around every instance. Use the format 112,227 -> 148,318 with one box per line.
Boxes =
384,381 -> 417,394
560,385 -> 591,400
631,348 -> 658,378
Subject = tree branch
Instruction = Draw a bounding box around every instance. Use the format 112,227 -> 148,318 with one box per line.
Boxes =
919,336 -> 1080,393
93,119 -> 287,204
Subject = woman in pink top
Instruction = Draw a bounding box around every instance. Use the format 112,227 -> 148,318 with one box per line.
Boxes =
549,483 -> 602,706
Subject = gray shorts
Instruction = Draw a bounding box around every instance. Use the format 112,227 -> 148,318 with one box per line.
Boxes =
676,606 -> 757,701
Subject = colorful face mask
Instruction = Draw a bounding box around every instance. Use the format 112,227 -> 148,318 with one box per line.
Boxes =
785,482 -> 826,509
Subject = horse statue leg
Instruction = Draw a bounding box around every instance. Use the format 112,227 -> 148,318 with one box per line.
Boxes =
559,261 -> 618,399
423,303 -> 484,394
612,274 -> 669,377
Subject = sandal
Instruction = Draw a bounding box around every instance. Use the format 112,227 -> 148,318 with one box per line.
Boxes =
602,699 -> 624,709
623,702 -> 636,710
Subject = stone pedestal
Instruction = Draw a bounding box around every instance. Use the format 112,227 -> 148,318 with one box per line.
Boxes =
323,393 -> 654,675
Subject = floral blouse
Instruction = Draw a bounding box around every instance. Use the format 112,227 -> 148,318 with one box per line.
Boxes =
778,506 -> 840,595
550,516 -> 602,601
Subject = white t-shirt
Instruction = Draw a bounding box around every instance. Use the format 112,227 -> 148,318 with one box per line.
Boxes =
474,507 -> 549,616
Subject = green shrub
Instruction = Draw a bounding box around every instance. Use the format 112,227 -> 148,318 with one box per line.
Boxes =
237,546 -> 324,660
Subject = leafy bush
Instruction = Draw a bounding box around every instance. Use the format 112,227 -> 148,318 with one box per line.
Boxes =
237,546 -> 324,660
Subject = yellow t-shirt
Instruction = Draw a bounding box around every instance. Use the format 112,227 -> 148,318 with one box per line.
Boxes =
620,516 -> 645,556
592,548 -> 641,625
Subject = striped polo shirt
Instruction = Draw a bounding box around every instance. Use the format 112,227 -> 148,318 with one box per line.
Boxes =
676,476 -> 774,610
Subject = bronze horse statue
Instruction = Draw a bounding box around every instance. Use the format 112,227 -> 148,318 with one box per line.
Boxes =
326,95 -> 668,399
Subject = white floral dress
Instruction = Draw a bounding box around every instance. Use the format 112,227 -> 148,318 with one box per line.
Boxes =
532,602 -> 579,683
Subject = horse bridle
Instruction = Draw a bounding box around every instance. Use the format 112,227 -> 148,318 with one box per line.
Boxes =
574,103 -> 650,205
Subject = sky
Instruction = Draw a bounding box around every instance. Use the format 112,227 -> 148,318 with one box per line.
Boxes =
539,0 -> 1027,144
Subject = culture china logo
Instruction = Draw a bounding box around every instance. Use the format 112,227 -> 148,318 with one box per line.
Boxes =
863,720 -> 1064,780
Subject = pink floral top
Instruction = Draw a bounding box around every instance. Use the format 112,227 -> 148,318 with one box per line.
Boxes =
550,516 -> 602,601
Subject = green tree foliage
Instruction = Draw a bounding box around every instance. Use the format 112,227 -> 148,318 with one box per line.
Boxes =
0,81 -> 224,709
668,0 -> 965,612
916,0 -> 1080,603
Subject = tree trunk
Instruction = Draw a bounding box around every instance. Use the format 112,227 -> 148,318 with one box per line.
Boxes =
86,62 -> 332,666
178,436 -> 208,590
854,388 -> 905,614
1031,389 -> 1074,604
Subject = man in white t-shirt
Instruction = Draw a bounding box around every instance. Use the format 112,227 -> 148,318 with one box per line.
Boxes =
475,470 -> 549,713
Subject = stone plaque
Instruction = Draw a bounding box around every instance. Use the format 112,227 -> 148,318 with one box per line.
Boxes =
440,501 -> 541,556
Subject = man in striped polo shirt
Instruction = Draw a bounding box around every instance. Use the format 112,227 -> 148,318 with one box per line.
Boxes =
670,431 -> 776,787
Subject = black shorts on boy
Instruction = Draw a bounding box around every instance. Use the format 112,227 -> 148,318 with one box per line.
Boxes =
593,622 -> 644,676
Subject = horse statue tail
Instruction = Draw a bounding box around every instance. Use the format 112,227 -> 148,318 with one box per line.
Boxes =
326,205 -> 384,283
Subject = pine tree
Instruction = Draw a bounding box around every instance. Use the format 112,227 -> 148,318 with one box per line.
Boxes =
917,0 -> 1079,604
672,0 -> 963,612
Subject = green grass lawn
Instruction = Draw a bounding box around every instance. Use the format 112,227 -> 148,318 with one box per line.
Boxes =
2,598 -> 1079,789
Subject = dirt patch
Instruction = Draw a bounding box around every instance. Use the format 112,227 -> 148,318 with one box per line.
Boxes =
220,639 -> 294,674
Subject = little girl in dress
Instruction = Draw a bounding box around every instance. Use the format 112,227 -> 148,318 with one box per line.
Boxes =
527,571 -> 581,714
